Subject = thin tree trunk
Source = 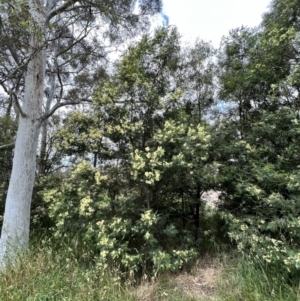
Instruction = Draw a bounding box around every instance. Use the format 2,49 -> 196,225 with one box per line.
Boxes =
93,153 -> 97,168
39,73 -> 55,175
194,187 -> 201,240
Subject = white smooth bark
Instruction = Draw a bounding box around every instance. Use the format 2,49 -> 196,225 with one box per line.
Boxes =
0,0 -> 46,269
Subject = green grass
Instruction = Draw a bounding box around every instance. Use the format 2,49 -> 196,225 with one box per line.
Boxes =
211,254 -> 300,301
0,237 -> 136,301
0,237 -> 300,301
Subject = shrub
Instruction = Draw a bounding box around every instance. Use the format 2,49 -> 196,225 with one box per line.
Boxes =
43,161 -> 197,276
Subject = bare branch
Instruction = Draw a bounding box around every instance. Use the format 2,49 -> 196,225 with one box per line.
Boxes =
41,100 -> 81,120
0,143 -> 14,150
0,43 -> 47,86
46,0 -> 79,23
0,83 -> 27,117
56,26 -> 92,58
56,60 -> 64,104
41,97 -> 92,121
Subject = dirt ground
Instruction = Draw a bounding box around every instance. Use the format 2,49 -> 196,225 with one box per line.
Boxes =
135,256 -> 221,300
170,265 -> 220,298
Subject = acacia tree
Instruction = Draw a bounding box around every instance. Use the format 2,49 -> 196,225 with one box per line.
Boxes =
37,29 -> 215,274
211,0 -> 300,271
0,0 -> 161,269
52,28 -> 216,243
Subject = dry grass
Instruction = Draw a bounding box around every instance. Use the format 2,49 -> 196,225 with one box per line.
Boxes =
134,253 -> 300,301
134,255 -> 221,301
171,266 -> 219,298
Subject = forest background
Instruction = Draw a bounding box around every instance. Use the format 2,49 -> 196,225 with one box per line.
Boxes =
1,0 -> 300,300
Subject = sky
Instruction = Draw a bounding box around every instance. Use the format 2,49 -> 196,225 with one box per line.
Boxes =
162,0 -> 272,47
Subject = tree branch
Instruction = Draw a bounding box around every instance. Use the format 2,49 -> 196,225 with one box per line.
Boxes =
0,83 -> 27,117
41,100 -> 81,120
41,96 -> 92,121
46,0 -> 79,23
0,143 -> 14,150
0,43 -> 47,86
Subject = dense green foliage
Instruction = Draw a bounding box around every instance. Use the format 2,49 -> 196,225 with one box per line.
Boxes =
215,0 -> 300,272
0,115 -> 16,221
1,0 -> 300,284
39,28 -> 215,275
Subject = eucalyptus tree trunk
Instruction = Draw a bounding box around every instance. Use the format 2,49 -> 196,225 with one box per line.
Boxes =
39,72 -> 55,175
0,0 -> 46,269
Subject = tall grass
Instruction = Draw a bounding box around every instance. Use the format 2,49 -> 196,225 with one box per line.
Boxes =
0,237 -> 135,301
0,236 -> 299,301
215,255 -> 300,301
